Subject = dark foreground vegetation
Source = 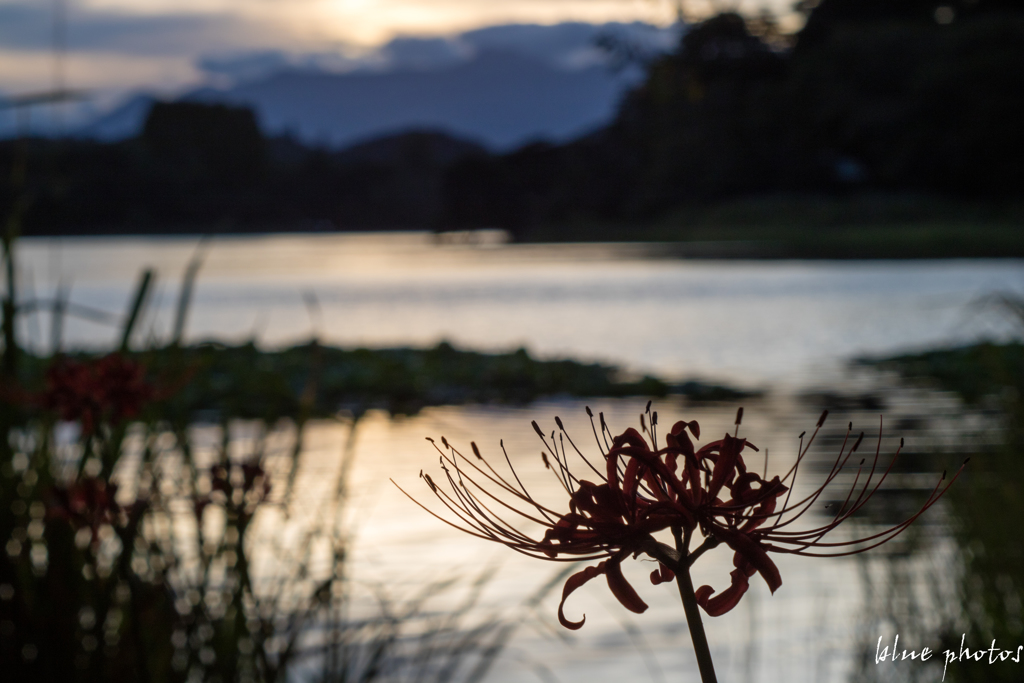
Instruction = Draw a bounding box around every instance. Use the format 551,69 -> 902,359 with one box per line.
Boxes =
863,334 -> 1024,683
0,342 -> 550,683
2,0 -> 1021,255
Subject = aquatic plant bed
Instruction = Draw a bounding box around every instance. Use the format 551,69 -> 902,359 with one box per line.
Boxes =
865,342 -> 1024,404
19,341 -> 755,421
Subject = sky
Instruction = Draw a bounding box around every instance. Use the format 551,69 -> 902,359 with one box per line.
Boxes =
0,0 -> 797,97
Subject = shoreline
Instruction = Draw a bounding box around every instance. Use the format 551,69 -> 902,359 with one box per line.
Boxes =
18,223 -> 1024,261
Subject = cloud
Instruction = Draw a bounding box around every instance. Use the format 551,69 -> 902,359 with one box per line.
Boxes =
198,51 -> 298,81
378,36 -> 471,71
197,49 -> 372,83
371,21 -> 682,73
0,2 -> 282,56
459,21 -> 679,69
194,21 -> 680,84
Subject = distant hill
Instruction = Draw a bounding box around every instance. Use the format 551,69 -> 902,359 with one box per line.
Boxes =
65,21 -> 676,151
332,129 -> 487,166
75,93 -> 157,142
71,57 -> 634,153
187,50 -> 637,150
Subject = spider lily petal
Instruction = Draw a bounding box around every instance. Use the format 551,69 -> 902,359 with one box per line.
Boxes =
558,552 -> 648,630
706,528 -> 782,594
695,552 -> 757,617
650,562 -> 675,585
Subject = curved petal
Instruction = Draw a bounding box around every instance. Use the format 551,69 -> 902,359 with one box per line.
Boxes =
740,495 -> 778,533
708,434 -> 743,499
667,423 -> 696,458
556,553 -> 651,630
605,554 -> 649,615
558,561 -> 607,630
716,528 -> 782,593
612,428 -> 649,451
622,458 -> 642,501
695,567 -> 750,616
649,562 -> 675,585
607,428 -> 650,487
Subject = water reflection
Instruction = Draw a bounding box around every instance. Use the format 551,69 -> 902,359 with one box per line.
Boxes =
235,378 -> 982,683
16,234 -> 1024,388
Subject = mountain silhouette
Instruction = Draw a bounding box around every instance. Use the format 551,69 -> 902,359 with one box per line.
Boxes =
190,49 -> 638,150
63,21 -> 676,149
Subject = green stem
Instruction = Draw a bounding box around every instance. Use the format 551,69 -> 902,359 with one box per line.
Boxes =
675,565 -> 718,683
673,527 -> 717,683
119,268 -> 153,353
2,228 -> 18,378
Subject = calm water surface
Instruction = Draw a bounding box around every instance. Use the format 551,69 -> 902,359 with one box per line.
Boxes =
269,390 -> 976,683
14,232 -> 1024,387
16,233 -> 1021,682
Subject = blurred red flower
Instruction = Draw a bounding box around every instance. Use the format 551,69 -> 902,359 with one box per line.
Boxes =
46,476 -> 120,546
43,354 -> 153,434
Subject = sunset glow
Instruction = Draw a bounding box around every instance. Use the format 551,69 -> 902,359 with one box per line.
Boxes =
0,0 -> 792,97
308,0 -> 678,45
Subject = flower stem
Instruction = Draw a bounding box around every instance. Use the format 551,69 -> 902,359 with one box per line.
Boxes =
675,566 -> 718,683
673,529 -> 717,683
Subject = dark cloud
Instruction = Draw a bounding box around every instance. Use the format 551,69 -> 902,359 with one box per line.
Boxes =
195,21 -> 680,83
0,3 -> 272,56
459,22 -> 679,68
198,51 -> 294,80
378,36 -> 468,71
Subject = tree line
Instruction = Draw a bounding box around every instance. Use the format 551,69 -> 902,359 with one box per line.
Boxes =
3,0 -> 1021,237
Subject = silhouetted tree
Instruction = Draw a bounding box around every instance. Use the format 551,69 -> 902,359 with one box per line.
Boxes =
142,101 -> 264,187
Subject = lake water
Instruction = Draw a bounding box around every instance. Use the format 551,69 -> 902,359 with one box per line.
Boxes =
13,233 -> 1024,388
13,233 -> 1023,683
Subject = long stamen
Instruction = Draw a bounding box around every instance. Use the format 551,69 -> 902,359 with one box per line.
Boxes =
769,422 -> 855,528
445,453 -> 533,541
560,414 -> 608,482
433,440 -> 563,519
599,412 -> 613,450
549,431 -> 578,494
768,460 -> 968,555
586,405 -> 607,457
649,406 -> 659,449
772,431 -> 908,538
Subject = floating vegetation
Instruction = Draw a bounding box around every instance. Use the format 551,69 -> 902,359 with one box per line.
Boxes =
14,341 -> 755,422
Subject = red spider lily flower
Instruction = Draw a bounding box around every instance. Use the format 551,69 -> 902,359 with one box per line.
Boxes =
684,411 -> 968,617
46,477 -> 120,546
42,354 -> 153,434
398,405 -> 967,633
199,460 -> 271,523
